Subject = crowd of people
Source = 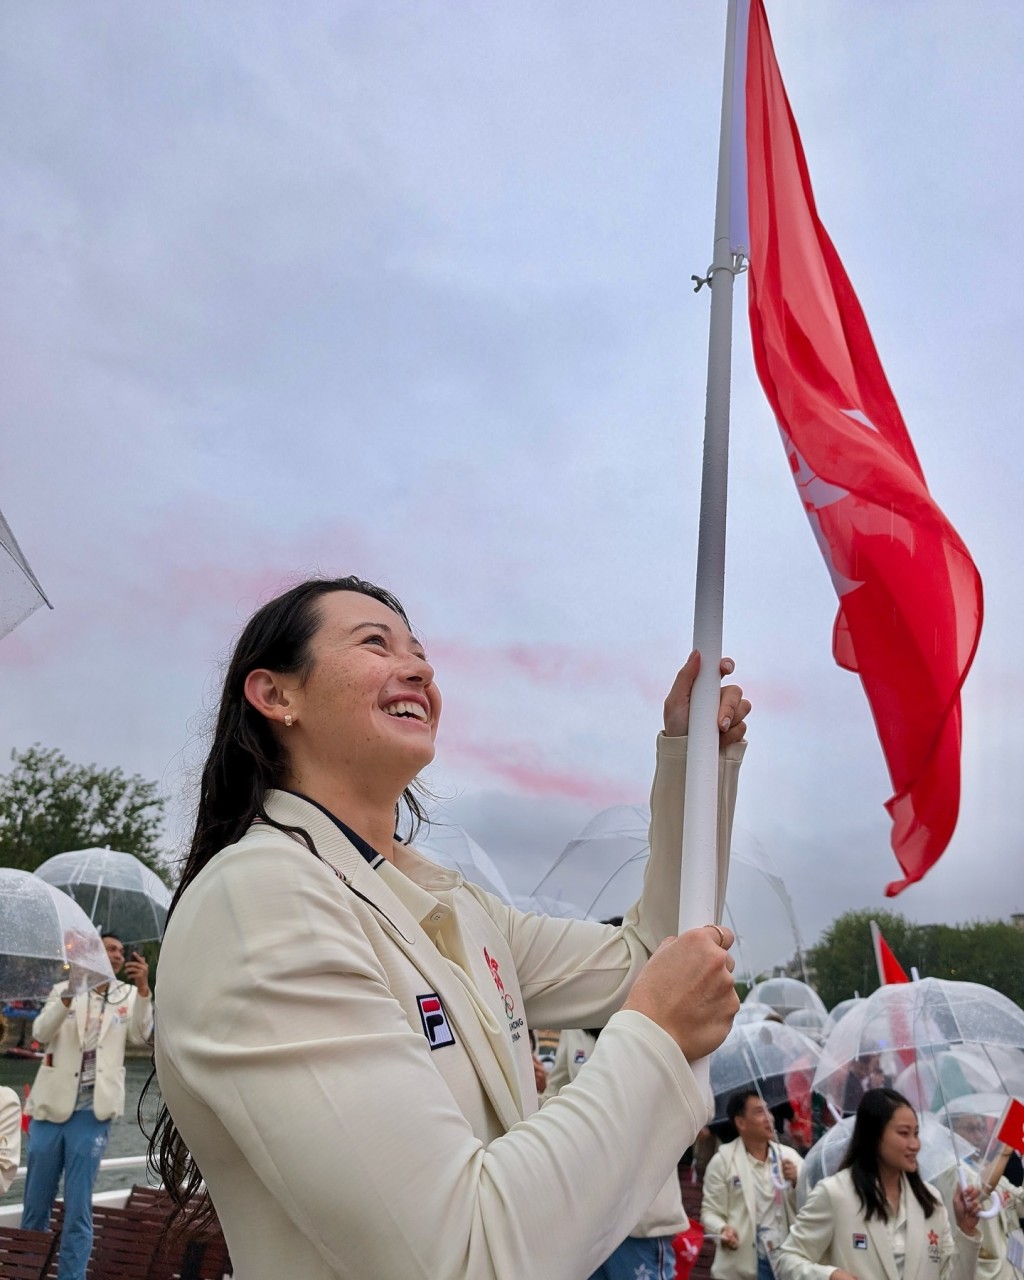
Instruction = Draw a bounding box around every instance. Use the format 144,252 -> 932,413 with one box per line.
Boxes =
2,576 -> 1020,1280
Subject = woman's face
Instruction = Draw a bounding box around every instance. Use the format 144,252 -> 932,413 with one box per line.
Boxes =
286,590 -> 441,784
877,1105 -> 921,1177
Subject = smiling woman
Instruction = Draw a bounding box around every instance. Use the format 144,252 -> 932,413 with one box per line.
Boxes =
777,1090 -> 983,1280
149,574 -> 749,1280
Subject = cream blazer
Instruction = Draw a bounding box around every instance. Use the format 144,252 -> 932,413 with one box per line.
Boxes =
776,1169 -> 979,1280
27,981 -> 153,1123
543,1027 -> 688,1239
701,1136 -> 804,1280
155,734 -> 744,1280
0,1085 -> 21,1194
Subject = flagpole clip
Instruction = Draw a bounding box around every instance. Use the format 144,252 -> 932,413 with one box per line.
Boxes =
692,253 -> 748,293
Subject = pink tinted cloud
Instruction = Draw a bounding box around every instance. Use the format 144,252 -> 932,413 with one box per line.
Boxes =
444,736 -> 637,806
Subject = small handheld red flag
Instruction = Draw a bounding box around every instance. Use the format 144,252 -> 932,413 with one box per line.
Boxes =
997,1099 -> 1024,1155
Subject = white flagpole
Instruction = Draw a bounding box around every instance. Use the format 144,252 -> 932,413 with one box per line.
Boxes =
678,0 -> 745,1086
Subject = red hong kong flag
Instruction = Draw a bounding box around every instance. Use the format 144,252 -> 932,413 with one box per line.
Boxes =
741,0 -> 983,894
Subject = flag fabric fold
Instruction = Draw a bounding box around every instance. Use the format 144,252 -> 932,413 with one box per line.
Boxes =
739,0 -> 983,895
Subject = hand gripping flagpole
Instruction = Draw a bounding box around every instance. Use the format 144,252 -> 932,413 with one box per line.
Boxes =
678,0 -> 748,1096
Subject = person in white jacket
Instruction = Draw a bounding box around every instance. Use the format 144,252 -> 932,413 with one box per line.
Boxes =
776,1088 -> 981,1280
0,1013 -> 22,1196
22,934 -> 153,1280
934,1109 -> 1024,1280
150,575 -> 750,1280
701,1087 -> 804,1280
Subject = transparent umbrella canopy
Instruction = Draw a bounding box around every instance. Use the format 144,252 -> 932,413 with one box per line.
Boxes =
710,1020 -> 821,1122
0,867 -> 115,999
797,1112 -> 973,1207
733,1004 -> 784,1027
745,977 -> 827,1021
812,978 -> 1024,1118
824,997 -> 864,1033
414,825 -> 516,904
0,503 -> 51,640
34,847 -> 172,944
893,1045 -> 1024,1112
785,1008 -> 830,1044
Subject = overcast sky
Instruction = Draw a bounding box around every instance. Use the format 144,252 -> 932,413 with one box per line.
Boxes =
1,2 -> 1021,979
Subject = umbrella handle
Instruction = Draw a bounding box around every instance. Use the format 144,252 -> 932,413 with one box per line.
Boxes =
958,1163 -> 1002,1220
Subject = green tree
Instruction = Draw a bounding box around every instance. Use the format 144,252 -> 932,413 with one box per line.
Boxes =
808,908 -> 1024,1010
807,908 -> 923,1008
0,745 -> 168,878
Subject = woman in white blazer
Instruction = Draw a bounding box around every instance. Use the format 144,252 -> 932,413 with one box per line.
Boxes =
776,1089 -> 981,1280
150,576 -> 749,1280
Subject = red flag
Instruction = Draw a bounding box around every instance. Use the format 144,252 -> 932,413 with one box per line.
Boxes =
997,1099 -> 1024,1155
741,0 -> 983,894
870,920 -> 910,985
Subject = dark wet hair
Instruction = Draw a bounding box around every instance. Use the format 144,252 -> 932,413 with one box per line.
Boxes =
840,1088 -> 937,1221
727,1086 -> 761,1123
145,575 -> 427,1228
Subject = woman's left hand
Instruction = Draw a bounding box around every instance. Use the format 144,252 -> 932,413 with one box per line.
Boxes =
663,650 -> 750,745
954,1183 -> 981,1236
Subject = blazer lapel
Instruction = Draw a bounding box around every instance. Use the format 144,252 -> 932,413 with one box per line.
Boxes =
865,1210 -> 900,1280
260,792 -> 524,1135
735,1142 -> 758,1230
902,1181 -> 927,1280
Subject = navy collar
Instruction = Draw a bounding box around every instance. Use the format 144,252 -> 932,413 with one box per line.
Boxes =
282,791 -> 387,870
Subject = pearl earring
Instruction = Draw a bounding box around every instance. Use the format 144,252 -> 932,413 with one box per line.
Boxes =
284,714 -> 293,727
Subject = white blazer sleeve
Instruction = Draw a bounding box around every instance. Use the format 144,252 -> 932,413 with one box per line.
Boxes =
700,1150 -> 731,1236
32,985 -> 71,1044
485,734 -> 745,1031
776,1180 -> 840,1280
158,842 -> 709,1280
127,991 -> 154,1045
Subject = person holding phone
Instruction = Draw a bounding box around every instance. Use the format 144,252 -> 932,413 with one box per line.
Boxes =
22,932 -> 153,1280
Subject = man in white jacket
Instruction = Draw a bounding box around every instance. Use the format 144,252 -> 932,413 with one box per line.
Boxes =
21,934 -> 153,1280
701,1088 -> 804,1280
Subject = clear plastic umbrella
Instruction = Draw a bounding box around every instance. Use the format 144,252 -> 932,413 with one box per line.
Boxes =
797,1112 -> 974,1207
34,847 -> 172,943
527,807 -> 804,971
745,977 -> 827,1020
0,503 -> 51,640
786,1008 -> 830,1044
733,1004 -> 784,1027
824,996 -> 864,1033
0,867 -> 115,999
414,825 -> 516,904
710,1020 -> 821,1123
813,978 -> 1024,1119
893,1045 -> 1024,1112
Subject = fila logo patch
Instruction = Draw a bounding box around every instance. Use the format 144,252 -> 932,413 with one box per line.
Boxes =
417,993 -> 456,1050
853,1234 -> 867,1250
573,1049 -> 587,1065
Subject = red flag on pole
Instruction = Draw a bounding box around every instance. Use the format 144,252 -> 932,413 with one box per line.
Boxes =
738,0 -> 983,895
870,920 -> 910,985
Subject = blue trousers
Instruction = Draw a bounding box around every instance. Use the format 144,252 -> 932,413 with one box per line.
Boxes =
21,1112 -> 110,1280
589,1234 -> 677,1280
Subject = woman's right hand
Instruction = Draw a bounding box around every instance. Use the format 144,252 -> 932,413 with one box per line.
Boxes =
830,1272 -> 858,1280
621,925 -> 739,1061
